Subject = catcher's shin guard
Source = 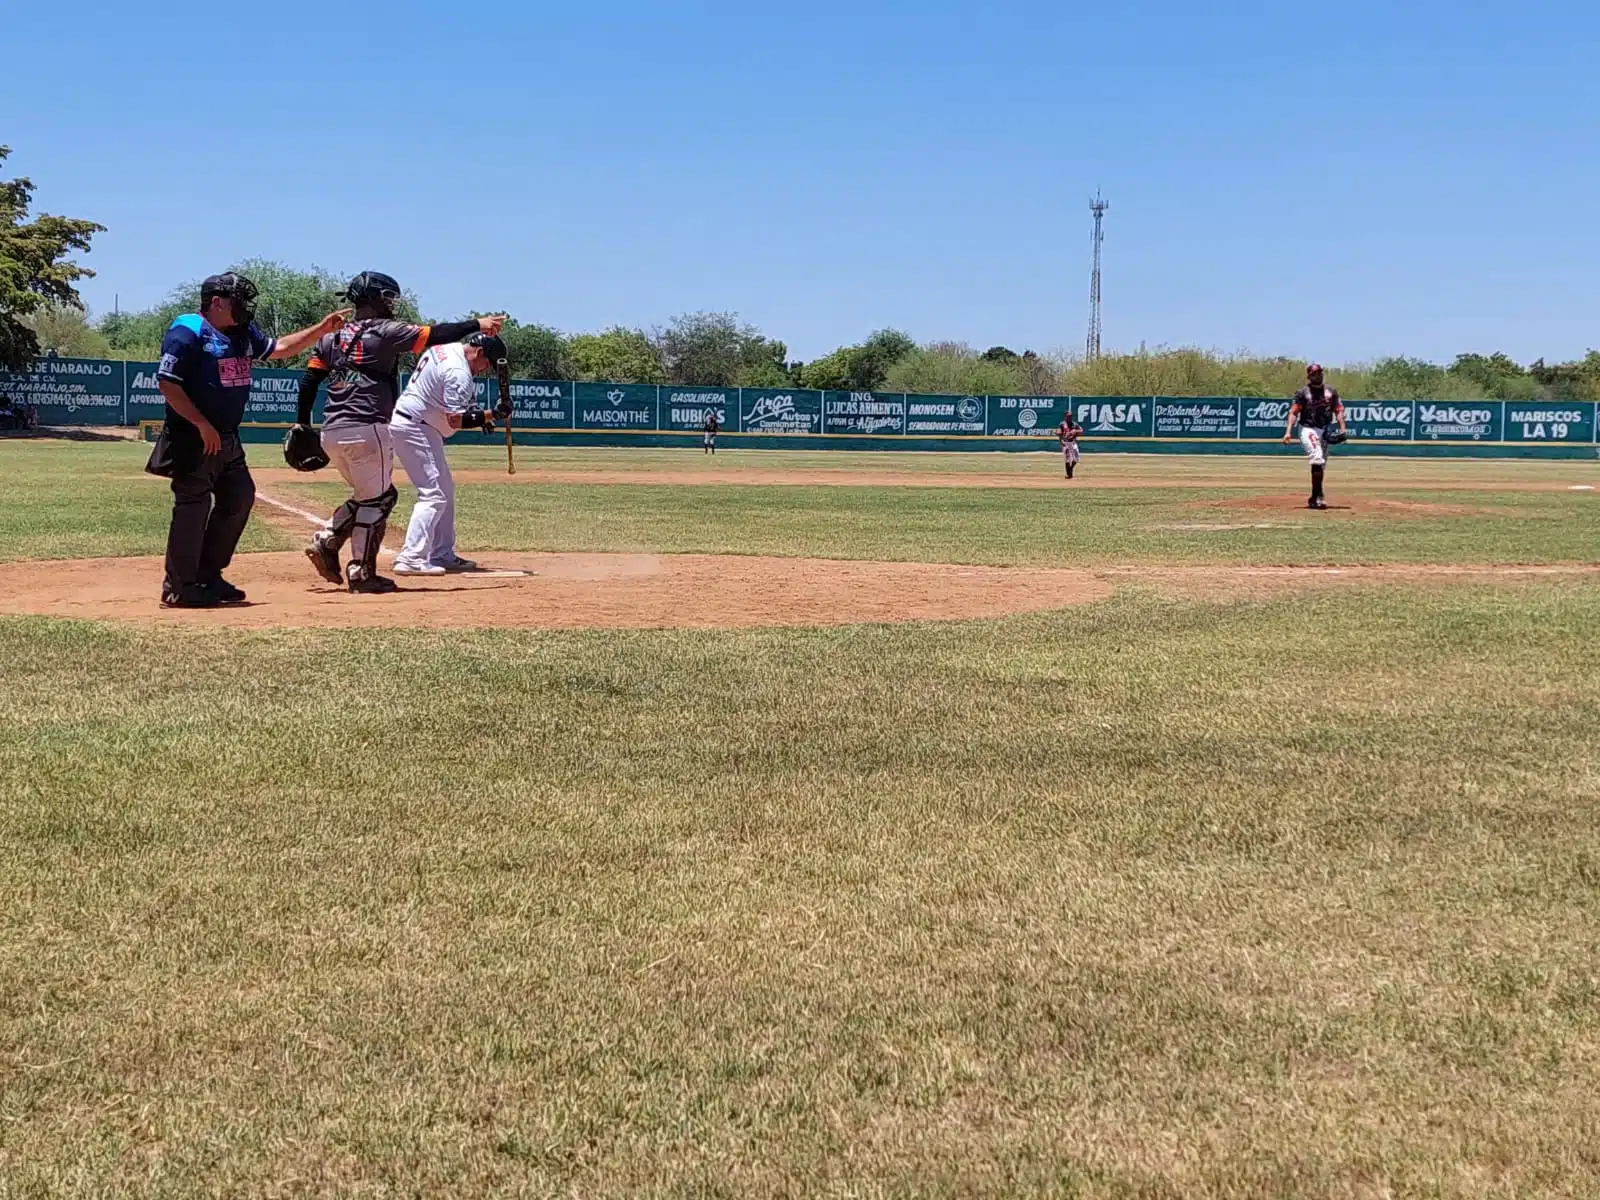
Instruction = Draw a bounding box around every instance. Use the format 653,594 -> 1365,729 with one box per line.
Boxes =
347,486 -> 398,578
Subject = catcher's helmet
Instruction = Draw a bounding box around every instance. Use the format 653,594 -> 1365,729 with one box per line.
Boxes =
345,271 -> 403,316
200,272 -> 259,328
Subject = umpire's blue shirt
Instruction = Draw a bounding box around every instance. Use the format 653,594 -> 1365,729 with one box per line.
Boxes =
157,314 -> 276,435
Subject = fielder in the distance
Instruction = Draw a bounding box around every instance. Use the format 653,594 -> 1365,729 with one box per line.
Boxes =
703,409 -> 719,454
286,271 -> 504,593
1057,410 -> 1083,479
1283,363 -> 1348,509
388,332 -> 511,575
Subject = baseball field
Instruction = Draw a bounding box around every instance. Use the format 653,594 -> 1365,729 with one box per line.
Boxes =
1,438 -> 1597,1195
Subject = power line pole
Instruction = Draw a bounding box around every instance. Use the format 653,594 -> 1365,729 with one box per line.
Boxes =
1086,191 -> 1108,361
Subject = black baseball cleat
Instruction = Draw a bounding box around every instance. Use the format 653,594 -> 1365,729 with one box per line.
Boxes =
206,577 -> 247,604
346,567 -> 399,595
305,532 -> 343,584
1308,497 -> 1328,510
160,584 -> 222,609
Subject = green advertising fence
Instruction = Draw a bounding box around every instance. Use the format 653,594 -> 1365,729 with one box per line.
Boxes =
3,357 -> 1598,458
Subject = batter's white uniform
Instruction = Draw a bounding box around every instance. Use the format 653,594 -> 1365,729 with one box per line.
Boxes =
390,344 -> 477,569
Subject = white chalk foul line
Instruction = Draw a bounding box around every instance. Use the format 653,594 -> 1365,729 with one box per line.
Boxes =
255,490 -> 395,559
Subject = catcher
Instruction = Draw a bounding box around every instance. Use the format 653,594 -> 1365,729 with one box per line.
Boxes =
283,271 -> 504,593
1057,411 -> 1082,479
1282,363 -> 1348,510
387,332 -> 511,575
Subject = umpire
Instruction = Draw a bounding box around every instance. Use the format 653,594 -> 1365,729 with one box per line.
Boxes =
146,272 -> 347,607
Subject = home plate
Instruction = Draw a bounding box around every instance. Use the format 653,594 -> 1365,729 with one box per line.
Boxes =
477,569 -> 533,577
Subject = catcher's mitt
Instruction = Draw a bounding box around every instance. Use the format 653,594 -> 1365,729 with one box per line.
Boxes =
283,423 -> 329,472
1323,426 -> 1349,445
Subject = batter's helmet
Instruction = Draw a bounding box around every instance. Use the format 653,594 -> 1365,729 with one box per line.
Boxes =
200,272 -> 259,328
465,331 -> 508,365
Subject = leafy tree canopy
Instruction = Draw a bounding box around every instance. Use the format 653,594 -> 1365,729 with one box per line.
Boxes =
0,146 -> 103,371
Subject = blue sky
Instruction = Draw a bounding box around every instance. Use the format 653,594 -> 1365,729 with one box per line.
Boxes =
4,1 -> 1595,364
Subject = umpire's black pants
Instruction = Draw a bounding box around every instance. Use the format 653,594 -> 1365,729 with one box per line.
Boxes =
163,433 -> 256,593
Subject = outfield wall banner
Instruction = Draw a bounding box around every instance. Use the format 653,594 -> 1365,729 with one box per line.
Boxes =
1154,398 -> 1241,439
16,356 -> 1600,455
1240,398 -> 1293,439
1502,402 -> 1595,443
1074,398 -> 1153,438
1341,401 -> 1415,440
988,394 -> 1069,436
1416,402 -> 1501,441
660,386 -> 735,432
126,362 -> 163,424
576,382 -> 656,430
825,390 -> 907,435
502,379 -> 573,427
245,366 -> 315,423
904,393 -> 986,435
0,357 -> 124,425
740,387 -> 822,434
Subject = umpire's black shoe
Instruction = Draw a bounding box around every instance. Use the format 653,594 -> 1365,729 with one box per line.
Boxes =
207,577 -> 247,604
160,584 -> 222,609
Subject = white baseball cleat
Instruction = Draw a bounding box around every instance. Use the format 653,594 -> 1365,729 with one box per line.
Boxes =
392,560 -> 447,576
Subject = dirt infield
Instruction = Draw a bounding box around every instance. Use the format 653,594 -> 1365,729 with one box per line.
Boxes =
4,552 -> 1593,631
0,552 -> 1110,630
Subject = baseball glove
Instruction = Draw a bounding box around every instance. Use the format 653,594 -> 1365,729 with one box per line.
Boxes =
1323,426 -> 1349,445
283,423 -> 329,471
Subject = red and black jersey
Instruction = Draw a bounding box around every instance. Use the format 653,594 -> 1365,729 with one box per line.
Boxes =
1293,384 -> 1342,430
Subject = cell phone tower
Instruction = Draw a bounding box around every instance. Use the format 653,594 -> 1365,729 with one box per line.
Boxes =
1086,192 -> 1108,361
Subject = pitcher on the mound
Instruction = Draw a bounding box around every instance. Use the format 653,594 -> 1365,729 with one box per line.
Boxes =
1282,363 -> 1348,509
388,333 -> 511,576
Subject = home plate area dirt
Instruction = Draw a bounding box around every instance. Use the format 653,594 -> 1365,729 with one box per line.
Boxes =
0,552 -> 1112,630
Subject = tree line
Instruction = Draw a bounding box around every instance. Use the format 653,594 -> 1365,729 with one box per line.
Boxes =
7,187 -> 1600,404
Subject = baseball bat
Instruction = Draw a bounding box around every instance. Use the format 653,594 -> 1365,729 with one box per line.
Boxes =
497,361 -> 516,476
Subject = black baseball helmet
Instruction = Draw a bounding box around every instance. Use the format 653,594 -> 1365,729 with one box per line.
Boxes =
345,271 -> 403,316
200,272 -> 258,328
465,331 -> 508,365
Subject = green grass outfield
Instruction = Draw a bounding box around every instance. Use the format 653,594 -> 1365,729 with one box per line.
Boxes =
2,440 -> 1598,1196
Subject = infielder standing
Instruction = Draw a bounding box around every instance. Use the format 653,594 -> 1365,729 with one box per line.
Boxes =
288,271 -> 504,593
148,272 -> 346,607
1057,411 -> 1082,479
1282,363 -> 1347,509
388,333 -> 510,575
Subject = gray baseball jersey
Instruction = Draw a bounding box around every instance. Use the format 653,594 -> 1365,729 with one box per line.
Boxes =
314,318 -> 431,428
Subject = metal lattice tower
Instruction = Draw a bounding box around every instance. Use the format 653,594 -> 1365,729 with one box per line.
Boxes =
1086,192 -> 1108,360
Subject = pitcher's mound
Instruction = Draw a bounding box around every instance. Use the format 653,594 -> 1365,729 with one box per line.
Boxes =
0,552 -> 1108,630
